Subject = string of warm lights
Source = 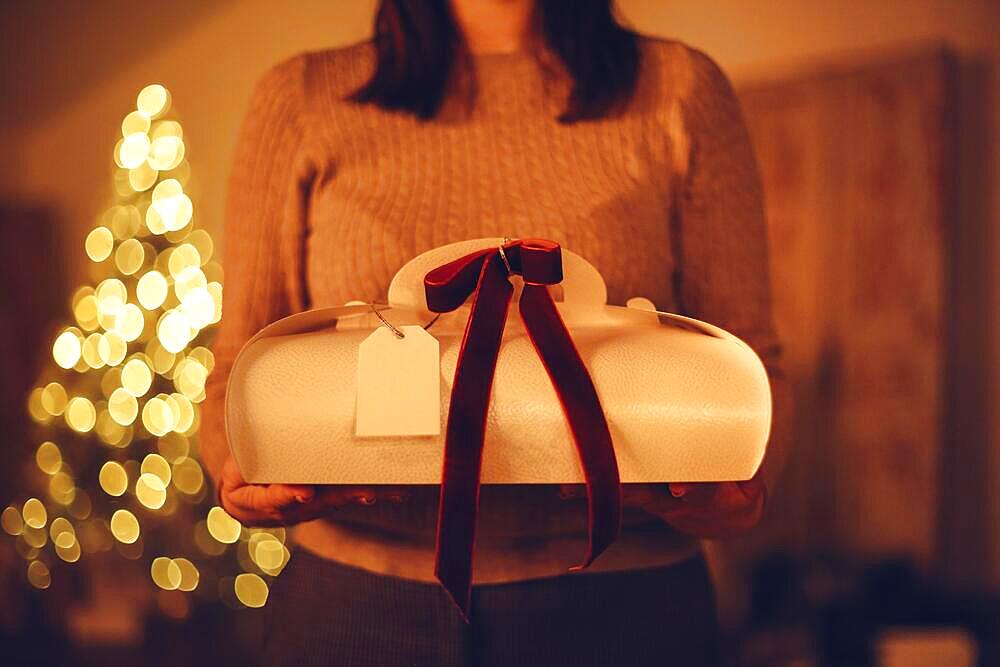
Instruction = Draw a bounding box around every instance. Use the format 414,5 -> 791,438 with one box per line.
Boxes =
2,84 -> 287,612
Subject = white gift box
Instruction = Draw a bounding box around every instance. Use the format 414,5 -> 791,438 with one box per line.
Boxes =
225,238 -> 772,484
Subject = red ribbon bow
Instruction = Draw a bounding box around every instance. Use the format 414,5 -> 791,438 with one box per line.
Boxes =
423,238 -> 622,622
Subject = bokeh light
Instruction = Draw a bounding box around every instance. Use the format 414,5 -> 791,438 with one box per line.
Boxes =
234,573 -> 268,608
137,270 -> 169,310
114,304 -> 146,342
85,227 -> 115,262
157,310 -> 193,354
40,383 -> 68,416
99,462 -> 128,497
141,454 -> 172,486
110,509 -> 140,544
149,135 -> 185,171
174,358 -> 207,400
141,395 -> 176,436
119,132 -> 151,169
97,331 -> 128,366
56,538 -> 82,563
65,397 -> 97,432
171,457 -> 204,495
169,393 -> 195,433
121,357 -> 153,396
136,473 -> 167,510
22,499 -> 47,529
148,179 -> 193,234
48,471 -> 76,505
35,441 -> 63,474
75,297 -> 99,331
173,557 -> 199,591
207,507 -> 240,544
151,556 -> 182,590
49,518 -> 74,547
249,532 -> 290,576
52,330 -> 82,369
137,84 -> 170,118
2,507 -> 25,536
122,110 -> 151,136
108,387 -> 138,425
27,561 -> 51,589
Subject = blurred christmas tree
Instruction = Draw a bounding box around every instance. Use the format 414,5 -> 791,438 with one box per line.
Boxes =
1,84 -> 286,615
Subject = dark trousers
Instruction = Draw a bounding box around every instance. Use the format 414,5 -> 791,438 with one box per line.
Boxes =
260,547 -> 721,666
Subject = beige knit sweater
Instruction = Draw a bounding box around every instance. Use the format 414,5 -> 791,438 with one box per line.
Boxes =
200,34 -> 788,584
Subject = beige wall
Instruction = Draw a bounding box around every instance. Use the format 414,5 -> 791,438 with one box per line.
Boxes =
3,0 -> 998,583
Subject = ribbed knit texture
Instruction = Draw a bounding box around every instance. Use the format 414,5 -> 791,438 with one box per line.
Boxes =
200,35 -> 784,584
259,548 -> 720,666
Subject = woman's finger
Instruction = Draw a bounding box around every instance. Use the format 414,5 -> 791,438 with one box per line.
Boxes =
284,485 -> 413,507
556,483 -> 585,499
667,482 -> 693,498
220,456 -> 315,507
664,482 -> 757,516
659,484 -> 766,537
377,485 -> 411,503
628,487 -> 686,517
559,483 -> 701,508
620,484 -> 664,506
314,485 -> 379,508
667,482 -> 719,505
226,483 -> 304,513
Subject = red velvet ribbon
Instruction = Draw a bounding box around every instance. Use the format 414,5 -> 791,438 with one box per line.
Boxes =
423,238 -> 622,622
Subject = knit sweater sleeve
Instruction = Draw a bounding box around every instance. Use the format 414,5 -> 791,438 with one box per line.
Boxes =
200,53 -> 313,489
672,46 -> 793,490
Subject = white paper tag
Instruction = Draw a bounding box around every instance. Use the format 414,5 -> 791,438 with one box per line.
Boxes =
355,325 -> 441,437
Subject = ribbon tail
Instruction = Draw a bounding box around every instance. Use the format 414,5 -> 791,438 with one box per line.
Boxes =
519,284 -> 622,569
434,252 -> 514,622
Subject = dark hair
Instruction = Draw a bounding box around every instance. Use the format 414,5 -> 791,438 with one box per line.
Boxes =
348,0 -> 640,123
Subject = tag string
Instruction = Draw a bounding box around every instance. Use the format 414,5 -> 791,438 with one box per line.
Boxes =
368,302 -> 441,338
369,239 -> 510,338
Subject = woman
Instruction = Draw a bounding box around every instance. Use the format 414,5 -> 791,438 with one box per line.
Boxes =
200,0 -> 792,664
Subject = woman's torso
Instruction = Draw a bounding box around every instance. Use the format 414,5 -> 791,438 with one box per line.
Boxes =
286,36 -> 703,580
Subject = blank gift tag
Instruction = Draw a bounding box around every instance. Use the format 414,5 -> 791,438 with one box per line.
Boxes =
355,325 -> 440,437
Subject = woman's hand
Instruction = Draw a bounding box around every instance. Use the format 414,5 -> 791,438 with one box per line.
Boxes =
217,455 -> 409,527
557,473 -> 767,539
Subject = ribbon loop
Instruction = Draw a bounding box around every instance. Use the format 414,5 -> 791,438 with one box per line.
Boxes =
511,238 -> 564,285
424,247 -> 495,312
424,238 -> 622,622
